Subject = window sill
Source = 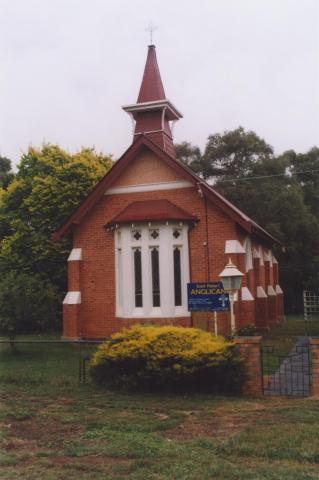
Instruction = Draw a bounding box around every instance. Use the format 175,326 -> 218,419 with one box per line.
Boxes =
116,309 -> 191,319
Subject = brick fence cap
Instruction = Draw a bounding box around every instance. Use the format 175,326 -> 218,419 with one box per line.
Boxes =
234,336 -> 263,344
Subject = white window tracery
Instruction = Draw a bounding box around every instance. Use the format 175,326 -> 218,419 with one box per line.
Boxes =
115,223 -> 190,318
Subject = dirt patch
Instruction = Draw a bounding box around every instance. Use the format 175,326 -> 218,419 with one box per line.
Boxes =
163,410 -> 280,440
51,455 -> 131,466
3,415 -> 85,452
163,414 -> 247,440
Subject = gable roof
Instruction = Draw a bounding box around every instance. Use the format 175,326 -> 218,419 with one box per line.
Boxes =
52,134 -> 280,245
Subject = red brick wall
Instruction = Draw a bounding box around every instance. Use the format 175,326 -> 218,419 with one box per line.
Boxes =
64,184 -> 241,338
111,151 -> 181,188
62,156 -> 283,338
68,261 -> 80,291
235,336 -> 263,396
310,338 -> 319,397
255,297 -> 268,329
63,304 -> 80,339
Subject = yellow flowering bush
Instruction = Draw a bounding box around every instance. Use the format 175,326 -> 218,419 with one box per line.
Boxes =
90,325 -> 245,392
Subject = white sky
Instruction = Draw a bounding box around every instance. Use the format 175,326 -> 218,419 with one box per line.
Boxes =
0,0 -> 318,167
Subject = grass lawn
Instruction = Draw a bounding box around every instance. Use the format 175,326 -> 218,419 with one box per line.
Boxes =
263,314 -> 319,352
1,317 -> 319,479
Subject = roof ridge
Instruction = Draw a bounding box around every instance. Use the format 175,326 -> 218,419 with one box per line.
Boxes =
52,135 -> 279,245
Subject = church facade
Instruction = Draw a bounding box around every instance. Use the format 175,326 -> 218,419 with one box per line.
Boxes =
53,45 -> 284,339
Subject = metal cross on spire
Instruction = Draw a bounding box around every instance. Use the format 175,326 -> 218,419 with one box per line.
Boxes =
145,22 -> 158,45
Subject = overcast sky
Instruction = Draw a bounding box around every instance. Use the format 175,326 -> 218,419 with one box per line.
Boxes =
1,0 -> 318,167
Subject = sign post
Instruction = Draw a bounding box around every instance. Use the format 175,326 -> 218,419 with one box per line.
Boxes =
187,282 -> 230,334
187,282 -> 230,312
187,282 -> 230,335
213,311 -> 218,336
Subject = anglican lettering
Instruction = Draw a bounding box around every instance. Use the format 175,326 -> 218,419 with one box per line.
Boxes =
187,282 -> 230,312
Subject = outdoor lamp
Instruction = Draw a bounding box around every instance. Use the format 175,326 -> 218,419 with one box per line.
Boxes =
219,258 -> 244,333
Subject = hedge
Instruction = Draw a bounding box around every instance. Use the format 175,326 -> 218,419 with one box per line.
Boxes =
90,325 -> 245,393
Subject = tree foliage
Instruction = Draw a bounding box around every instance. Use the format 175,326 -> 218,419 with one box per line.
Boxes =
0,156 -> 14,189
0,144 -> 113,293
176,129 -> 319,312
0,271 -> 60,343
177,127 -> 273,180
175,141 -> 202,173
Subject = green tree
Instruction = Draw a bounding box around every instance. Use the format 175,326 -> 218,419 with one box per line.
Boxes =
175,141 -> 202,174
203,126 -> 273,179
0,272 -> 60,348
0,144 -> 113,293
0,156 -> 14,189
289,147 -> 319,218
176,127 -> 273,180
176,129 -> 319,312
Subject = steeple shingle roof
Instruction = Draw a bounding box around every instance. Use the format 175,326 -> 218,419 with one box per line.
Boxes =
137,45 -> 166,103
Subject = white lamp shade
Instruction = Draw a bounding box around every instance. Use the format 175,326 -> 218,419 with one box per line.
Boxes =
219,258 -> 244,291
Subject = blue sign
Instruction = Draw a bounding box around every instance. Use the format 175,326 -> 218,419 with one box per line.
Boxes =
187,282 -> 230,312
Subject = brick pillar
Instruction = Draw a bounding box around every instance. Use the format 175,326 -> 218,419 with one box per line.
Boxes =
267,288 -> 277,325
253,257 -> 260,291
264,260 -> 270,288
255,291 -> 268,329
273,263 -> 279,285
63,248 -> 82,340
310,338 -> 319,397
68,260 -> 81,291
63,304 -> 80,339
235,336 -> 263,396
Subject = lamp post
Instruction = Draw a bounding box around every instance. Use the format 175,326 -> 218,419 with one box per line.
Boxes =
219,258 -> 244,333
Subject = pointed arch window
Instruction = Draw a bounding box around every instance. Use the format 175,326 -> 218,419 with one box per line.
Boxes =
115,223 -> 190,318
151,247 -> 160,307
173,247 -> 182,306
133,248 -> 143,307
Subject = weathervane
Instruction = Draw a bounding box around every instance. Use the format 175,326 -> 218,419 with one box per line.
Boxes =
145,22 -> 158,45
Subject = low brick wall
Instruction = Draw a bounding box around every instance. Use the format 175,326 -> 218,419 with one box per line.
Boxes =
310,338 -> 319,396
235,336 -> 263,396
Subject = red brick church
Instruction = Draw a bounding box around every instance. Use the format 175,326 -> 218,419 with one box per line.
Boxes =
53,45 -> 284,339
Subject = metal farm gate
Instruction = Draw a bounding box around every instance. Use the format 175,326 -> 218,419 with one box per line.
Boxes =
263,338 -> 311,396
303,290 -> 319,321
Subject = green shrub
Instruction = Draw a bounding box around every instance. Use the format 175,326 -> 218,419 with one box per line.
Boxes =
90,325 -> 245,393
0,271 -> 60,343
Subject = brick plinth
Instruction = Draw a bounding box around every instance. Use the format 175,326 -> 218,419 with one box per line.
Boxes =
255,297 -> 268,329
68,261 -> 81,291
235,336 -> 263,396
88,316 -> 192,338
267,295 -> 277,325
63,304 -> 80,339
237,300 -> 255,328
310,338 -> 319,397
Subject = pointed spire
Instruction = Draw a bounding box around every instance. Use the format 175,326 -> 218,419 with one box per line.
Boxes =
137,45 -> 166,103
122,45 -> 182,158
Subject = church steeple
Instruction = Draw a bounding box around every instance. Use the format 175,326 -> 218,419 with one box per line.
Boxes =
122,45 -> 182,158
137,45 -> 166,103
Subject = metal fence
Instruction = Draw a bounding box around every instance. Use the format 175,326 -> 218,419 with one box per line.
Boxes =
303,290 -> 319,321
263,340 -> 312,396
0,339 -> 103,385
